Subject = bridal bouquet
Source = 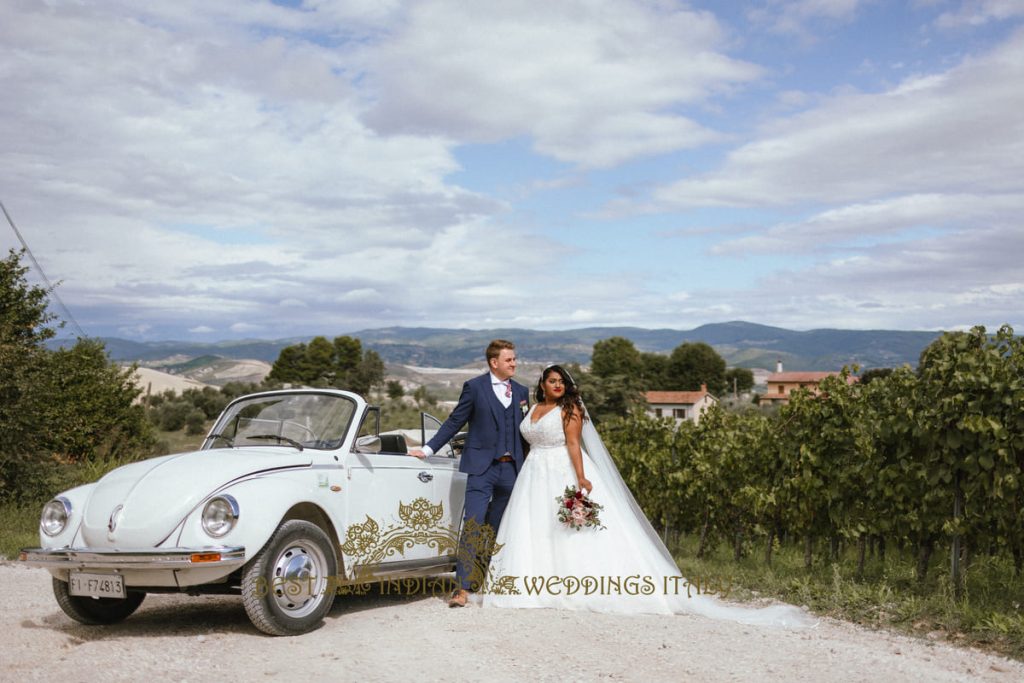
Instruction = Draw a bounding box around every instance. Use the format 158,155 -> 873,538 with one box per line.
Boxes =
557,485 -> 606,531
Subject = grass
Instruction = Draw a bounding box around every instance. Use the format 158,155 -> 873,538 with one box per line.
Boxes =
0,502 -> 44,560
672,534 -> 1024,660
153,422 -> 211,455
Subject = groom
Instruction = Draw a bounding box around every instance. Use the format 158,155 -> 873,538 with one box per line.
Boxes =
409,339 -> 529,607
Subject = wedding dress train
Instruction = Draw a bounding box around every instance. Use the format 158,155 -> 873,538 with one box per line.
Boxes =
481,405 -> 815,627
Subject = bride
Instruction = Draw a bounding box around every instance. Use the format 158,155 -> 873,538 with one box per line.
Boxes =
481,365 -> 814,627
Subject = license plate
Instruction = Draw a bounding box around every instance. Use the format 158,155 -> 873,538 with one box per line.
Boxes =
69,572 -> 125,599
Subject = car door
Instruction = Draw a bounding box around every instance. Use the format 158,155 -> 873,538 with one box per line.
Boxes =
420,411 -> 467,553
341,410 -> 464,580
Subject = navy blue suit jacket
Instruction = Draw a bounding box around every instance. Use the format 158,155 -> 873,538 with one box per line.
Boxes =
426,372 -> 529,476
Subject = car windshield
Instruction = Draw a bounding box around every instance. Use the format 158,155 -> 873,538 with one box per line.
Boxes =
206,392 -> 357,451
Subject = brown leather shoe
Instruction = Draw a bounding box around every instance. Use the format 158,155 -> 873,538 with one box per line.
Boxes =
448,589 -> 468,608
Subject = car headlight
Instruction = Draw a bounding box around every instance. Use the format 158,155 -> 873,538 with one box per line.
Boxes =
41,497 -> 72,537
201,495 -> 239,538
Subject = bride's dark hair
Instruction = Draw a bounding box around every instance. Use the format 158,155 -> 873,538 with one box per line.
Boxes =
535,364 -> 588,427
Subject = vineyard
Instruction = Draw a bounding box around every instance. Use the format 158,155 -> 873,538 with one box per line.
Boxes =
602,324 -> 1024,596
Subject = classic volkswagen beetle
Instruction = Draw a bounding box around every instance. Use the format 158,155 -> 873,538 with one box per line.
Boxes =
19,389 -> 467,635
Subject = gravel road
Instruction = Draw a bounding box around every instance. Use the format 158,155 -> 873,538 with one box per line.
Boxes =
3,561 -> 1022,682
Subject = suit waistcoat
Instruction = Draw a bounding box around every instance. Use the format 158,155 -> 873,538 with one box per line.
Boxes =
489,388 -> 517,457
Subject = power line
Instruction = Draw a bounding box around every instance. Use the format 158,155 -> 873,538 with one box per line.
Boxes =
1,198 -> 88,339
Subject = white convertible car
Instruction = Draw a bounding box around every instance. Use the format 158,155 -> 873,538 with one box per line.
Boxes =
19,389 -> 468,635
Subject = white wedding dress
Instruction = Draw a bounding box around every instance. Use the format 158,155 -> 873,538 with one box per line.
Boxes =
482,405 -> 815,627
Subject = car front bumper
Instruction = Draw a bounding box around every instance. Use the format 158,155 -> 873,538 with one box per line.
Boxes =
18,546 -> 246,570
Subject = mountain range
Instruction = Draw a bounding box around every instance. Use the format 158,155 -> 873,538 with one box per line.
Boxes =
53,321 -> 945,372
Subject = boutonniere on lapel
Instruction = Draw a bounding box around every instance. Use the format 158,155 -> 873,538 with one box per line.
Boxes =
520,400 -> 529,416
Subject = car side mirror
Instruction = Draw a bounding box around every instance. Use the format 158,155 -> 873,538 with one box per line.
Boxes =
354,435 -> 381,454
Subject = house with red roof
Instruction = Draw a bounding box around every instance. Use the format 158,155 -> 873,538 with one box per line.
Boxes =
644,384 -> 718,424
761,361 -> 857,406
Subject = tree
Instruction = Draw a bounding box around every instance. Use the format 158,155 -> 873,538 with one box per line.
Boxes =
267,344 -> 307,384
639,352 -> 669,390
386,380 -> 404,400
590,337 -> 642,378
412,385 -> 437,408
584,339 -> 646,420
350,349 -> 385,396
184,409 -> 207,436
35,339 -> 153,461
0,249 -> 155,502
665,342 -> 727,394
0,249 -> 55,348
572,361 -> 644,423
151,400 -> 193,431
181,386 -> 229,419
775,368 -> 865,568
914,325 -> 1024,584
221,381 -> 262,400
858,367 -> 935,578
1,249 -> 56,456
333,335 -> 362,371
304,336 -> 336,384
859,367 -> 895,385
724,367 -> 754,394
267,335 -> 384,394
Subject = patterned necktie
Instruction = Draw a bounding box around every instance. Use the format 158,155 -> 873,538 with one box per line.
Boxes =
504,380 -> 511,398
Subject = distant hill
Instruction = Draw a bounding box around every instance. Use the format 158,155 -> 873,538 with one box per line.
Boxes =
52,321 -> 945,372
91,337 -> 302,363
350,322 -> 941,370
132,367 -> 211,397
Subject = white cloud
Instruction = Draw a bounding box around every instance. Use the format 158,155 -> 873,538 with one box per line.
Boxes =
622,26 -> 1024,332
648,29 -> 1024,208
936,0 -> 1024,28
713,193 -> 1024,254
747,0 -> 868,38
0,1 -> 515,337
0,2 -> 479,244
361,0 -> 761,168
0,0 -> 770,339
337,288 -> 381,303
2,1 -> 1021,338
117,323 -> 153,337
659,220 -> 1024,332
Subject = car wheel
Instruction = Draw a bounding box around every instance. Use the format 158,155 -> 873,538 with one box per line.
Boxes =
241,519 -> 338,636
52,577 -> 146,625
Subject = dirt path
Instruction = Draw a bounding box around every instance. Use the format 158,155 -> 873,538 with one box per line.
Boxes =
3,562 -> 1022,682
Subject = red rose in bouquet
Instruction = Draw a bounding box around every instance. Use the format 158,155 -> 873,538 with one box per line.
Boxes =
556,485 -> 606,531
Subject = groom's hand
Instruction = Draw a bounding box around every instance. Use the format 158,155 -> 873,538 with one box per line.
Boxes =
408,448 -> 427,459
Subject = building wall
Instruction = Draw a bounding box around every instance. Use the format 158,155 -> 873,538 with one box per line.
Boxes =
646,396 -> 717,423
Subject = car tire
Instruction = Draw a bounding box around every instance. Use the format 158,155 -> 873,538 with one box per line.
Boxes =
52,577 -> 146,625
241,519 -> 338,636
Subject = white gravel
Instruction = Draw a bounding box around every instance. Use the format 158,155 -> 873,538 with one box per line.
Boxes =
3,561 -> 1023,682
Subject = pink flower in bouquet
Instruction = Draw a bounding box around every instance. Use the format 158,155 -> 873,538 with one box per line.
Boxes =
555,485 -> 606,531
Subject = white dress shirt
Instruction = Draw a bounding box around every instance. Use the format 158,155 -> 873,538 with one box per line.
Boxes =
490,371 -> 513,409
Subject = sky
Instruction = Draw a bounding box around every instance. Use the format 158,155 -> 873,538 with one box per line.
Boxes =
2,0 -> 1023,341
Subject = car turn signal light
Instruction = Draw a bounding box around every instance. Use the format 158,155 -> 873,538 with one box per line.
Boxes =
190,552 -> 223,563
